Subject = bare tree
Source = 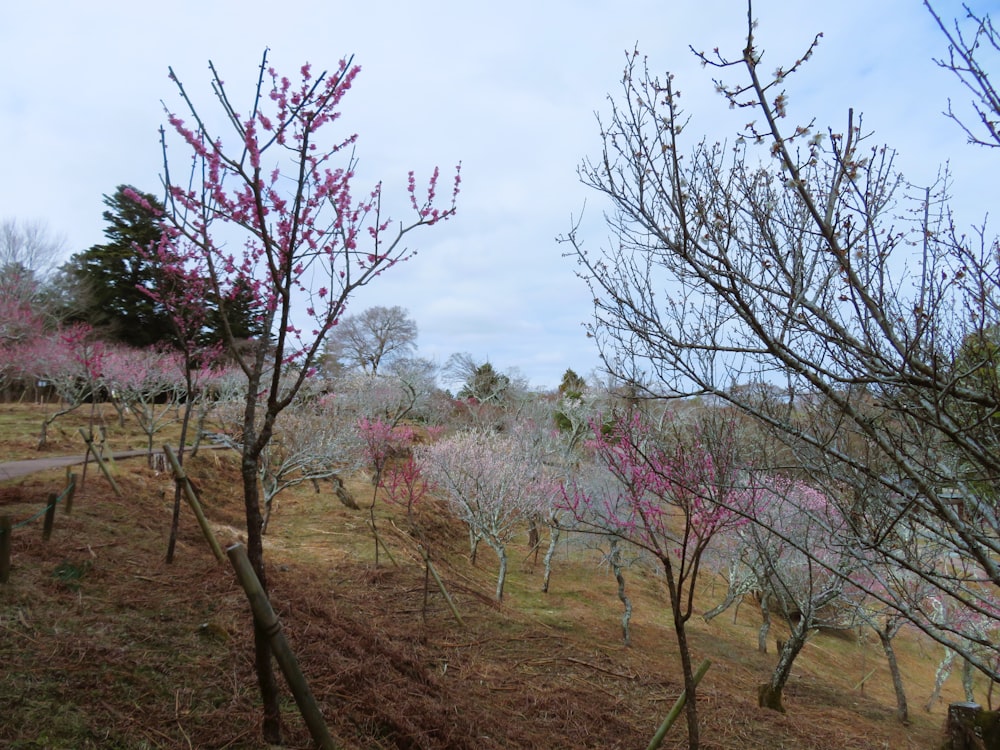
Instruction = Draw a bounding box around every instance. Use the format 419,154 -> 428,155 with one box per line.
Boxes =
0,219 -> 65,283
213,385 -> 364,533
0,220 -> 64,374
562,3 -> 1000,681
324,304 -> 418,376
927,1 -> 1000,149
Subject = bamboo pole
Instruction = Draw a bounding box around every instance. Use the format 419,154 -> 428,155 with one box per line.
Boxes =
366,519 -> 398,567
78,428 -> 122,497
0,515 -> 11,583
227,543 -> 338,750
163,444 -> 225,563
646,659 -> 712,750
420,546 -> 465,628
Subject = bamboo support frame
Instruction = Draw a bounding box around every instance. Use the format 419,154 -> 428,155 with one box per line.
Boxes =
163,444 -> 225,563
78,428 -> 122,497
227,543 -> 338,750
646,659 -> 712,750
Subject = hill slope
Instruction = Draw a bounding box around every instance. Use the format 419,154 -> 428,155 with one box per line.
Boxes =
0,405 -> 969,748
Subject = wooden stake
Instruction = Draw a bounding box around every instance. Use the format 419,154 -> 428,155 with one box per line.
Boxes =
163,445 -> 225,563
42,493 -> 57,541
78,428 -> 122,497
64,470 -> 77,514
420,546 -> 465,628
227,543 -> 338,750
0,516 -> 11,583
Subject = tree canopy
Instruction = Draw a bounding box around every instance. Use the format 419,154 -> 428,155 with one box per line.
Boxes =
323,305 -> 418,376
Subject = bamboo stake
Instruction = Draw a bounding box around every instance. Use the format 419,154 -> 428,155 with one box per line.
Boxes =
163,444 -> 225,563
420,546 -> 465,628
646,659 -> 712,750
366,519 -> 398,567
0,516 -> 11,583
78,428 -> 122,497
227,543 -> 338,750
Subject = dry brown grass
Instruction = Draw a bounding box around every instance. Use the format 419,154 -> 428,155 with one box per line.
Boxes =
0,404 -> 973,748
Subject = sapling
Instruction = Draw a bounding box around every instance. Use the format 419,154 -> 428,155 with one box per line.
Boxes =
148,50 -> 458,743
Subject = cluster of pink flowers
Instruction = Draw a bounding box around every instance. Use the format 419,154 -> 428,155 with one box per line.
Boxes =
570,412 -> 749,549
154,53 -> 460,367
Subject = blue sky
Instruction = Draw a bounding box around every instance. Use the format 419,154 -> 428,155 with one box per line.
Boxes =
2,1 -> 997,389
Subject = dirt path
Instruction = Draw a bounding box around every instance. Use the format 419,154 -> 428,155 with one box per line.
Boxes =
0,450 -> 153,481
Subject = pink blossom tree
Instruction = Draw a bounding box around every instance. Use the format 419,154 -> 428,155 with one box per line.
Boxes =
100,346 -> 188,460
560,410 -> 751,749
356,416 -> 417,560
150,50 -> 459,742
15,324 -> 106,449
0,264 -> 48,394
379,452 -> 431,522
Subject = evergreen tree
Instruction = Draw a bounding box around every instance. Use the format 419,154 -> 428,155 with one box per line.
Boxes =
557,368 -> 586,400
58,185 -> 174,348
57,185 -> 263,349
457,361 -> 510,403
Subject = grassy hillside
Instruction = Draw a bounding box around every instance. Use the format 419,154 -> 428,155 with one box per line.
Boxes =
0,403 -> 976,748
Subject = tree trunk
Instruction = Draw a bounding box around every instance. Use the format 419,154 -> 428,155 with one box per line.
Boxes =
494,545 -> 508,602
673,611 -> 700,749
928,649 -> 958,711
469,528 -> 480,565
541,523 -> 559,593
526,516 -> 540,569
703,589 -> 738,623
758,594 -> 771,654
242,449 -> 283,744
661,556 -> 700,749
758,619 -> 810,712
611,542 -> 632,646
878,627 -> 909,724
165,388 -> 194,564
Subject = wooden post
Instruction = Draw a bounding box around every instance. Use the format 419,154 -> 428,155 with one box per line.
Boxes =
0,516 -> 11,583
646,659 -> 712,750
64,472 -> 77,515
42,493 -> 57,541
227,543 -> 338,750
78,428 -> 122,497
163,444 -> 225,563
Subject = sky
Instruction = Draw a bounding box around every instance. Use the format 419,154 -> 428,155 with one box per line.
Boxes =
2,1 -> 998,390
